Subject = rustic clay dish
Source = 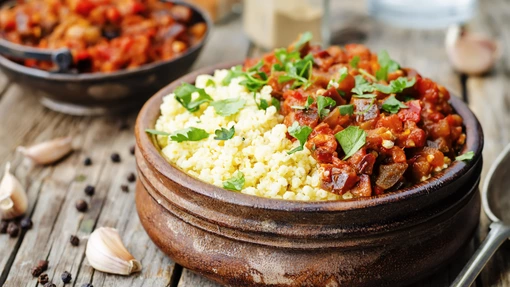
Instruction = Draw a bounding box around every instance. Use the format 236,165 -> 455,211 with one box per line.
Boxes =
135,63 -> 484,287
0,1 -> 211,116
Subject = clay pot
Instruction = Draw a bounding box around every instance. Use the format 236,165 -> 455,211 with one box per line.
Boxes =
134,63 -> 484,287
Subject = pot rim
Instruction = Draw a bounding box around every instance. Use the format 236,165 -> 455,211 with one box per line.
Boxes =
0,1 -> 212,82
135,62 -> 484,212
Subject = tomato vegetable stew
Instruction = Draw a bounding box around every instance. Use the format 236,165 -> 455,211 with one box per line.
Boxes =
0,0 -> 207,73
150,33 -> 473,200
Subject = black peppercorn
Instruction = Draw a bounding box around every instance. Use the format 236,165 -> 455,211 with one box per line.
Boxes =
37,260 -> 49,271
75,200 -> 88,212
121,185 -> 129,192
81,284 -> 93,287
127,173 -> 136,183
7,222 -> 19,237
39,273 -> 49,284
0,220 -> 8,233
129,145 -> 135,155
70,235 -> 80,246
83,157 -> 92,166
44,283 -> 56,287
84,185 -> 95,196
110,153 -> 121,163
61,271 -> 72,284
31,266 -> 43,277
20,217 -> 33,230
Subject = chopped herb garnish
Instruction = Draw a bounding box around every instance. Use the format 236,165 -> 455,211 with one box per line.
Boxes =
214,126 -> 235,140
292,96 -> 314,110
339,104 -> 354,115
222,65 -> 244,86
271,97 -> 281,111
375,50 -> 400,81
253,93 -> 269,110
278,54 -> 314,89
274,48 -> 300,71
317,96 -> 336,119
353,94 -> 377,99
351,75 -> 375,96
205,79 -> 216,87
210,98 -> 246,116
327,67 -> 349,89
335,126 -> 367,159
146,127 -> 209,142
381,95 -> 408,114
350,55 -> 360,68
223,171 -> 245,191
292,31 -> 313,52
287,122 -> 313,154
374,77 -> 416,94
145,129 -> 172,136
223,64 -> 269,93
456,151 -> 474,162
174,83 -> 213,112
359,69 -> 377,82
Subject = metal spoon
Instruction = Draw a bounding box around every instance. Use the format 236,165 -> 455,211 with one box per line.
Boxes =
452,143 -> 510,287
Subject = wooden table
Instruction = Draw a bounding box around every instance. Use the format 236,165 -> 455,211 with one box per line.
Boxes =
0,1 -> 508,286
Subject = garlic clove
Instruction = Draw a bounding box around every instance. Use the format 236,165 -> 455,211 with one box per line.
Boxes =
445,25 -> 500,76
17,136 -> 73,165
86,227 -> 142,275
0,163 -> 28,220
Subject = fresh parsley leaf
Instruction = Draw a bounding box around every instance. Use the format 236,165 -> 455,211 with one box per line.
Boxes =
205,79 -> 216,87
375,50 -> 400,81
317,96 -> 336,119
210,98 -> 246,116
278,54 -> 314,89
350,55 -> 360,68
146,129 -> 172,136
166,127 -> 209,142
381,96 -> 408,114
456,151 -> 474,162
214,126 -> 235,140
292,31 -> 313,52
359,68 -> 377,81
222,65 -> 244,85
223,171 -> 245,191
374,77 -> 416,94
253,93 -> 270,110
174,83 -> 213,112
339,104 -> 354,115
335,126 -> 367,159
353,94 -> 377,99
351,75 -> 375,96
287,122 -> 313,154
271,97 -> 281,111
274,48 -> 300,70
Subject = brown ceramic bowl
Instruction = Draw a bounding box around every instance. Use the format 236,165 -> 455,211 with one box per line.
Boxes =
134,63 -> 484,287
0,1 -> 211,116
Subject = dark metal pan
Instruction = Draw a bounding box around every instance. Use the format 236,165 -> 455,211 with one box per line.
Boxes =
0,1 -> 211,115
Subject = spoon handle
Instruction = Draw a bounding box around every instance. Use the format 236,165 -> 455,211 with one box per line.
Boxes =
451,222 -> 510,287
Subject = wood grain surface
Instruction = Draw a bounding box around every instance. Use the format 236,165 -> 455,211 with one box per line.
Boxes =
0,0 -> 506,286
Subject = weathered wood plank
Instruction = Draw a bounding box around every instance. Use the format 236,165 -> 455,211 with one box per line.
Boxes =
466,0 -> 510,286
178,269 -> 221,287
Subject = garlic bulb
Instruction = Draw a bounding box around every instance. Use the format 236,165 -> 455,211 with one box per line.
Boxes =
0,163 -> 28,220
445,25 -> 500,75
17,136 -> 73,165
86,227 -> 142,275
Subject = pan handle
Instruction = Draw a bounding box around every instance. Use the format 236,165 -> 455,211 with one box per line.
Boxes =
0,38 -> 72,72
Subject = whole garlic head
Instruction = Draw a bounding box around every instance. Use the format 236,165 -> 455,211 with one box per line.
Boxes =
86,227 -> 142,276
0,163 -> 28,220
